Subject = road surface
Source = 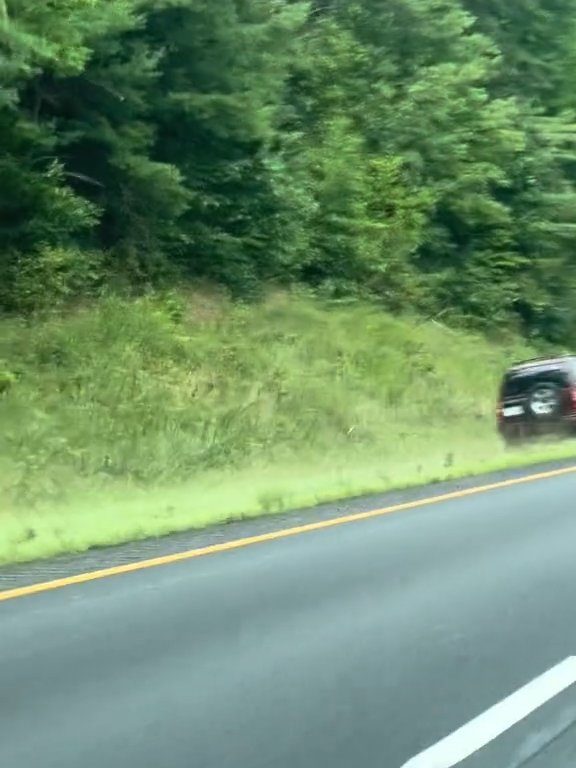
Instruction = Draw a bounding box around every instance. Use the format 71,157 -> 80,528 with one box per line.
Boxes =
2,468 -> 576,768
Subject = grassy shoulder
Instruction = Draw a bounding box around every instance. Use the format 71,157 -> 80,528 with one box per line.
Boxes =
1,289 -> 575,566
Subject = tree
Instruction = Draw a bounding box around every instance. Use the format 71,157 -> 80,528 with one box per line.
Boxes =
286,6 -> 429,301
2,0 -> 576,342
316,0 -> 530,324
463,0 -> 576,107
145,0 -> 308,292
0,0 -> 105,309
462,0 -> 576,337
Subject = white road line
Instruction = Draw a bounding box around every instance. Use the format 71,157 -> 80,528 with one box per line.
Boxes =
401,656 -> 576,768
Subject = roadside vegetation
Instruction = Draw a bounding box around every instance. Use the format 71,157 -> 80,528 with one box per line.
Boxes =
2,1 -> 576,564
1,290 -> 575,565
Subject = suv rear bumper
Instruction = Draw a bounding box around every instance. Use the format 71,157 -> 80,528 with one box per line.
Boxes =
499,414 -> 576,442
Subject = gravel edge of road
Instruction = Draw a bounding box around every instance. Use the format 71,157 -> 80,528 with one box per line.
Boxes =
1,456 -> 575,592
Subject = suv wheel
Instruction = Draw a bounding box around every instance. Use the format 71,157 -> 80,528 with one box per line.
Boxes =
527,382 -> 562,420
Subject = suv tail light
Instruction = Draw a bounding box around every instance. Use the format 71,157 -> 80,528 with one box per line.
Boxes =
569,387 -> 576,412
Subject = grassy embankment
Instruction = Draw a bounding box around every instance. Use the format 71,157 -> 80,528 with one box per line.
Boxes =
1,289 -> 575,566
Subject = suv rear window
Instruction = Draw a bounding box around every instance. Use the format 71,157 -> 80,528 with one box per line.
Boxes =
502,364 -> 574,398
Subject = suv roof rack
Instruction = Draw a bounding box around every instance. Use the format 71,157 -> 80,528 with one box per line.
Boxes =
510,354 -> 575,370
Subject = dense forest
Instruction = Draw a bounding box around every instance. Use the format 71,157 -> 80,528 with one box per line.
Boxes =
2,0 -> 576,341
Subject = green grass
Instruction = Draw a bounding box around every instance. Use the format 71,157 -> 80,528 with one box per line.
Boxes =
1,289 -> 575,566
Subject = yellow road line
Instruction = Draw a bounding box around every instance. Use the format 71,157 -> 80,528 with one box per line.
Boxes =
1,464 -> 576,603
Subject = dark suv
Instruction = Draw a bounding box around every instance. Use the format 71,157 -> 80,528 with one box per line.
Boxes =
498,355 -> 576,445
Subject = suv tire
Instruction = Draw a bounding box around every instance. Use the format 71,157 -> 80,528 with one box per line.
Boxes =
526,382 -> 562,421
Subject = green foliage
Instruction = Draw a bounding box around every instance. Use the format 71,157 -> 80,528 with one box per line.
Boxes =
463,0 -> 576,106
0,364 -> 15,395
5,291 -> 576,565
0,291 -> 533,508
145,0 -> 308,291
7,246 -> 104,314
3,2 -> 576,562
1,0 -> 576,341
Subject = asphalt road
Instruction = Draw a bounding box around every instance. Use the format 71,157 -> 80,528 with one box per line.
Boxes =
2,470 -> 576,768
